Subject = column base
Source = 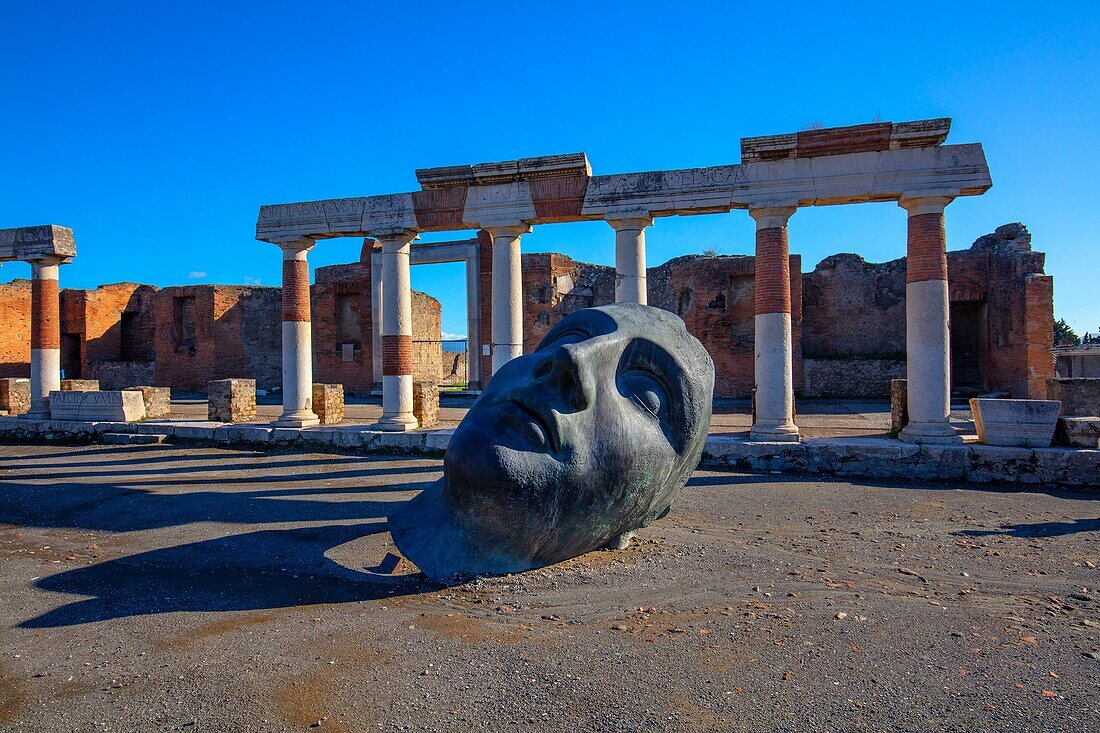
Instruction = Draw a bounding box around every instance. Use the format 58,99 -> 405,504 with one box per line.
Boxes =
23,399 -> 51,420
273,410 -> 319,428
371,414 -> 419,432
899,421 -> 961,444
749,422 -> 801,443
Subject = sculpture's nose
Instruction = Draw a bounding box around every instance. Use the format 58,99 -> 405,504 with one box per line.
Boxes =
532,342 -> 594,412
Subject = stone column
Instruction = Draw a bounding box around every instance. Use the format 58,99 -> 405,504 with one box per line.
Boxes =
24,257 -> 63,419
370,248 -> 384,388
608,215 -> 652,304
899,195 -> 960,444
486,225 -> 530,375
374,229 -> 419,431
464,249 -> 482,388
275,240 -> 319,427
749,206 -> 799,442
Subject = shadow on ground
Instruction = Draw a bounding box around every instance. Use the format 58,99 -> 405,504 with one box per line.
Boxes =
1,448 -> 438,629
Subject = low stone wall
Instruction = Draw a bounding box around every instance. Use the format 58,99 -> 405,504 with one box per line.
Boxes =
1047,378 -> 1100,417
440,352 -> 468,385
87,360 -> 156,391
0,419 -> 1095,489
802,358 -> 906,398
702,436 -> 1098,488
60,379 -> 100,391
0,378 -> 30,415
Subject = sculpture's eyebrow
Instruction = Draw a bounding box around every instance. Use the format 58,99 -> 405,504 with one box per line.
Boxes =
537,309 -> 617,349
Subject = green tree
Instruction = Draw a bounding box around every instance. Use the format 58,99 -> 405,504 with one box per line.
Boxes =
1054,318 -> 1080,345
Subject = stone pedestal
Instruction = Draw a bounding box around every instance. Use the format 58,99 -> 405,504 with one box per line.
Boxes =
312,383 -> 345,425
61,379 -> 100,391
127,386 -> 171,419
208,379 -> 256,423
0,378 -> 30,416
49,390 -> 146,421
970,398 -> 1060,448
412,382 -> 439,429
1055,417 -> 1100,449
890,379 -> 909,438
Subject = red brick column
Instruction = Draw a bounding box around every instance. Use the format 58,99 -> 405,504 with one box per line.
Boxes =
477,229 -> 494,388
275,240 -> 319,427
749,206 -> 799,442
898,194 -> 959,444
373,229 -> 419,431
26,257 -> 63,418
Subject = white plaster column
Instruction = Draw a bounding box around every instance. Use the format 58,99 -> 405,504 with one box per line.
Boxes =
748,206 -> 799,442
24,257 -> 63,419
370,249 -> 384,388
899,194 -> 960,444
608,215 -> 652,304
465,249 -> 482,388
373,229 -> 419,431
275,240 -> 319,427
487,225 -> 530,375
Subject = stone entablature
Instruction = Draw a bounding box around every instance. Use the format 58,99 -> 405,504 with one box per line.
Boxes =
0,225 -> 76,263
254,118 -> 991,243
739,119 -> 951,163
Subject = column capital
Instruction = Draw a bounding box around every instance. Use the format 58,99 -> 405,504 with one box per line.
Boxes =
26,254 -> 68,268
898,193 -> 955,216
270,237 -> 315,255
607,215 -> 653,232
372,229 -> 419,248
483,224 -> 532,239
748,206 -> 797,230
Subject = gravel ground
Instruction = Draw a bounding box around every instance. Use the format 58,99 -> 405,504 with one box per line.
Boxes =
0,443 -> 1096,732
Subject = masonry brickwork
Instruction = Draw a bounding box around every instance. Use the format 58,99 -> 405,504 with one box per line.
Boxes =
0,223 -> 1050,401
518,223 -> 1050,399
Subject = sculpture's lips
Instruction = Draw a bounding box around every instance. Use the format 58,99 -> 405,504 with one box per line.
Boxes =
509,397 -> 560,454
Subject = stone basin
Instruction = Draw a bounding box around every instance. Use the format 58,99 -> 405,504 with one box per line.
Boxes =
970,398 -> 1060,448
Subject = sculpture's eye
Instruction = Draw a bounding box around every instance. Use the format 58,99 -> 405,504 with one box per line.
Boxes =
621,371 -> 666,420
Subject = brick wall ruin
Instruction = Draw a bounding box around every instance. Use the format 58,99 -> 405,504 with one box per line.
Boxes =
516,223 -> 1052,399
0,223 -> 1051,400
0,274 -> 441,395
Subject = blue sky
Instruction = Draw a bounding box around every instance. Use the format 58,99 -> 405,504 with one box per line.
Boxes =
2,1 -> 1098,338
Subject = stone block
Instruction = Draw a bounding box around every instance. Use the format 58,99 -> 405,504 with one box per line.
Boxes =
103,432 -> 165,445
0,378 -> 30,415
970,398 -> 1060,448
424,429 -> 454,452
49,390 -> 146,422
412,381 -> 439,429
1055,416 -> 1100,449
60,379 -> 100,391
312,383 -> 344,425
125,386 -> 171,419
890,379 -> 908,438
1046,378 -> 1100,417
208,379 -> 256,423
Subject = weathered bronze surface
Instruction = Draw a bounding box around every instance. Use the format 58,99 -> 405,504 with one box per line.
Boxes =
390,303 -> 714,582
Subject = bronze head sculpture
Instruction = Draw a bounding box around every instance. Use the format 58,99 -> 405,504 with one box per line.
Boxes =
389,303 -> 714,582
